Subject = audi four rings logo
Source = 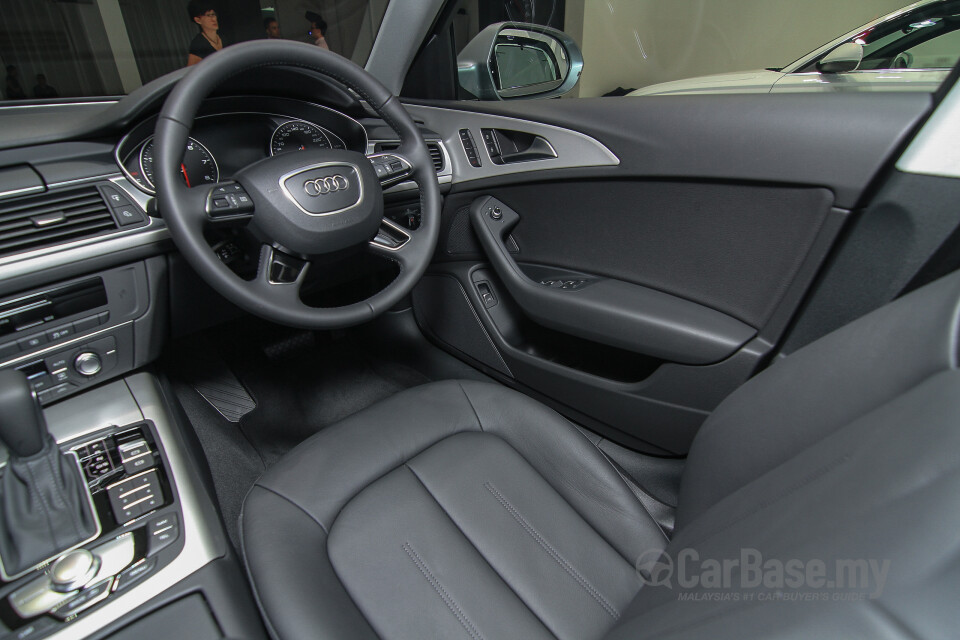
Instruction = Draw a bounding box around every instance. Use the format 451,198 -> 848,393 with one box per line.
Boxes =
303,175 -> 350,196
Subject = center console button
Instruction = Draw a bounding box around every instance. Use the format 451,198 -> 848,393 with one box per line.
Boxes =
45,325 -> 73,342
106,470 -> 162,523
147,512 -> 179,556
17,334 -> 46,351
114,557 -> 157,592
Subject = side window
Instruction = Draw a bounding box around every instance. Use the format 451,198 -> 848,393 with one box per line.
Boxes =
898,28 -> 960,69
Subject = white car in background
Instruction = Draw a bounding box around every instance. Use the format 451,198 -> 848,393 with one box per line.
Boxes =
630,0 -> 960,96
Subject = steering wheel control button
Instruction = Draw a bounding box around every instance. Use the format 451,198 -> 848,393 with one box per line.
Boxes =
50,577 -> 113,620
106,470 -> 163,523
147,513 -> 179,556
49,550 -> 101,593
206,183 -> 255,219
279,164 -> 362,216
73,352 -> 102,377
368,154 -> 411,185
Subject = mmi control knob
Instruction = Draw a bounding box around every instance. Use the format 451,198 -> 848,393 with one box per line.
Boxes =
73,352 -> 102,377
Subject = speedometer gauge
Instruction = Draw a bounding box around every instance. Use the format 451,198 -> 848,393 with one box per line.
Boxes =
139,137 -> 219,190
270,120 -> 331,155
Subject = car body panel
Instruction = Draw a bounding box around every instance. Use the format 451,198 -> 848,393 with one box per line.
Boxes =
629,0 -> 954,97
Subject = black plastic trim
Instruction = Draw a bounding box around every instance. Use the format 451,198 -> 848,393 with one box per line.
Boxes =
470,196 -> 756,365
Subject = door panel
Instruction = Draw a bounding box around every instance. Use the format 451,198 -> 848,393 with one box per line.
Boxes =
407,93 -> 932,454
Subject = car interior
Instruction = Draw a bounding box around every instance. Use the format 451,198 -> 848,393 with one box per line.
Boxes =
1,0 -> 960,638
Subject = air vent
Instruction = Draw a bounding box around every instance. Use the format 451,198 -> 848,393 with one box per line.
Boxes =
375,142 -> 445,173
0,186 -> 118,258
427,143 -> 445,172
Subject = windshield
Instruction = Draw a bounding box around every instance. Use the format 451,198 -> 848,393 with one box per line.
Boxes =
0,0 -> 390,101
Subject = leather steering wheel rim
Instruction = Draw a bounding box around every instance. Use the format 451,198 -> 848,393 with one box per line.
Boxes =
155,40 -> 441,329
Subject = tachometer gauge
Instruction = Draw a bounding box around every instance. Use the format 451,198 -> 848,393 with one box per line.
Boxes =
270,120 -> 332,155
139,137 -> 219,190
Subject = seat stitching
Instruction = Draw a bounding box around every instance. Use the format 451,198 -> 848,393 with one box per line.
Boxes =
404,463 -> 560,639
402,541 -> 486,640
484,481 -> 621,620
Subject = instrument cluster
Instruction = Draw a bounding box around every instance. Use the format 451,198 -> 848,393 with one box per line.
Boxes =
116,97 -> 368,195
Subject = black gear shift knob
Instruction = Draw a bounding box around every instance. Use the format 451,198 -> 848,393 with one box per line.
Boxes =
0,369 -> 47,458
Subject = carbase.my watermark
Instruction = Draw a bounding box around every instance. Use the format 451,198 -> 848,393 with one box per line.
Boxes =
635,548 -> 890,600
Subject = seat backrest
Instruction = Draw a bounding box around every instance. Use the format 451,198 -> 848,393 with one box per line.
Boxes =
605,271 -> 960,639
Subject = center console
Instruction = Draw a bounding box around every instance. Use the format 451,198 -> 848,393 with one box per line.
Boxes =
0,375 -> 264,640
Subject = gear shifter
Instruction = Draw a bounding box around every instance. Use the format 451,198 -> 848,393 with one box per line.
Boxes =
0,370 -> 99,580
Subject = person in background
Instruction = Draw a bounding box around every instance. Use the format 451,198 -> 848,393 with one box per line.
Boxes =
4,66 -> 26,100
32,74 -> 58,99
187,1 -> 225,66
304,11 -> 329,50
264,16 -> 281,39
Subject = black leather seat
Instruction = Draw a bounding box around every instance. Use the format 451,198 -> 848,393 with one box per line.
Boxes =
241,272 -> 960,639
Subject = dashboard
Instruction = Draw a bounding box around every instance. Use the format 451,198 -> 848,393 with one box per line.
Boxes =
114,96 -> 369,195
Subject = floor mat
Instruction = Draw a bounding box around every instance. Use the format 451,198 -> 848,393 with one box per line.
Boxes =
163,315 -> 438,548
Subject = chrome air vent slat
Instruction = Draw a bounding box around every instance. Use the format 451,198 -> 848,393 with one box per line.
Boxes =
0,187 -> 118,258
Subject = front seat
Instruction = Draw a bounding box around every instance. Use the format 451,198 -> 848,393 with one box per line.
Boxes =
240,272 -> 960,639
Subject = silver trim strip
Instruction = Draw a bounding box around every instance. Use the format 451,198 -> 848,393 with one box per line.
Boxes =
46,174 -> 122,190
369,218 -> 412,253
35,374 -> 220,640
0,181 -> 167,283
0,101 -> 119,111
897,79 -> 960,179
0,185 -> 46,200
403,104 -> 620,183
0,322 -> 131,370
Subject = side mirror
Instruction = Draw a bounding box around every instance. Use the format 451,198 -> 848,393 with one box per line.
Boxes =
457,22 -> 583,100
817,42 -> 864,73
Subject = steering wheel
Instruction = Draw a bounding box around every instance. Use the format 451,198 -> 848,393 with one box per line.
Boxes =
154,40 -> 441,329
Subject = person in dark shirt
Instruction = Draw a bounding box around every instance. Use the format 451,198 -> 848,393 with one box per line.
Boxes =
264,17 -> 281,39
304,11 -> 330,50
33,74 -> 59,99
187,1 -> 224,66
4,66 -> 26,100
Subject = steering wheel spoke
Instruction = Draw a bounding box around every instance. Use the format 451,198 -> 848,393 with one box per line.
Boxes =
366,152 -> 414,189
368,217 -> 416,264
254,244 -> 310,289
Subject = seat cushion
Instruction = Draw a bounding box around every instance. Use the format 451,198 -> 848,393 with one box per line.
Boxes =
240,380 -> 666,640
